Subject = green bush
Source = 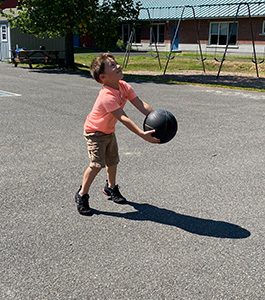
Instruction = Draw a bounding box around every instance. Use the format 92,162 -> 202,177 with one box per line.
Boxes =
116,39 -> 125,51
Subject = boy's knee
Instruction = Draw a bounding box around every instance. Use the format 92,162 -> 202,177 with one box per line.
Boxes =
89,165 -> 102,171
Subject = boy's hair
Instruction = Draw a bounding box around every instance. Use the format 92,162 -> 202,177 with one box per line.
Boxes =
90,52 -> 115,83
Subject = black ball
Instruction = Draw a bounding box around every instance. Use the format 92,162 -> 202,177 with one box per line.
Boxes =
143,109 -> 178,144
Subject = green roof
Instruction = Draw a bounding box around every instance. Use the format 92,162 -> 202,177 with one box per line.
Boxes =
137,0 -> 265,20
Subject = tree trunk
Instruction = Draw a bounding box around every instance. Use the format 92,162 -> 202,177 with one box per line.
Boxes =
65,32 -> 75,69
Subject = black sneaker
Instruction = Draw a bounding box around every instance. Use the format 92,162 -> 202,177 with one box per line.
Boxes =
74,186 -> 93,216
103,181 -> 127,204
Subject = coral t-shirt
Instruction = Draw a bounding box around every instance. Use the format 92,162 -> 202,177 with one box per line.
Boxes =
84,80 -> 137,134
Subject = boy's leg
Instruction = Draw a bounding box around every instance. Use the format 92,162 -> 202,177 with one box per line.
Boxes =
81,131 -> 106,195
102,133 -> 126,204
106,164 -> 117,188
74,132 -> 105,215
80,166 -> 101,195
105,133 -> 119,188
104,164 -> 127,204
74,166 -> 101,216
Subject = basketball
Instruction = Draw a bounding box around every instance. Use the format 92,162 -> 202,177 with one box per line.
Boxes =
143,109 -> 178,143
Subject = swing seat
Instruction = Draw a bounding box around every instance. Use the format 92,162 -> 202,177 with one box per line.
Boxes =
214,57 -> 225,62
252,59 -> 264,64
166,55 -> 175,60
196,57 -> 207,62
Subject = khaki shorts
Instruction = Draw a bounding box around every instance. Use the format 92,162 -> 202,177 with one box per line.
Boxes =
84,131 -> 119,168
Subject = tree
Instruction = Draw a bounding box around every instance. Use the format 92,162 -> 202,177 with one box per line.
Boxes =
90,0 -> 141,50
1,0 -> 97,68
1,0 -> 140,68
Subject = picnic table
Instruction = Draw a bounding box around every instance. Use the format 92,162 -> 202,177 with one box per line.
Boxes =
11,49 -> 63,68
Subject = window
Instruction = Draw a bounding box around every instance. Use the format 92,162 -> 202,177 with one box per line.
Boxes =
150,24 -> 165,44
122,24 -> 141,44
1,25 -> 8,42
209,22 -> 238,45
262,21 -> 265,34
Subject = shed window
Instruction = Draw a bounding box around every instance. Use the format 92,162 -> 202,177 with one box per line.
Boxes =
209,22 -> 238,45
1,25 -> 8,42
262,21 -> 265,34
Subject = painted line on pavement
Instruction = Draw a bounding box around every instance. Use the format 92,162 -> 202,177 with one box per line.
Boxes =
0,90 -> 21,97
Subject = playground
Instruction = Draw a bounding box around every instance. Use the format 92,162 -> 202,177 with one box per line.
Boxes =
1,61 -> 264,299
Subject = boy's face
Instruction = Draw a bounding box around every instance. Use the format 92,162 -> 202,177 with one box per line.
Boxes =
100,57 -> 123,88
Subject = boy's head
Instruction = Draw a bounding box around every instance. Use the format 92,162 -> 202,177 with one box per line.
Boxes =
90,53 -> 123,85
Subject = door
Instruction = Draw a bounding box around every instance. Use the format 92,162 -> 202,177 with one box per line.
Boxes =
0,23 -> 9,61
171,26 -> 179,51
73,34 -> 79,47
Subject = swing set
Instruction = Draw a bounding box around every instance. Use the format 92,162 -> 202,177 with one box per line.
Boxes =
122,3 -> 263,78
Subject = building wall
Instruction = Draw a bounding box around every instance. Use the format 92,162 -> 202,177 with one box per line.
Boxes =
79,33 -> 95,48
132,17 -> 265,55
11,28 -> 65,58
0,0 -> 17,9
237,17 -> 265,44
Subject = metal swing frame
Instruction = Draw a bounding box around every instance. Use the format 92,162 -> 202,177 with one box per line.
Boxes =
122,29 -> 135,69
147,9 -> 162,69
217,3 -> 260,78
164,5 -> 205,75
122,8 -> 162,70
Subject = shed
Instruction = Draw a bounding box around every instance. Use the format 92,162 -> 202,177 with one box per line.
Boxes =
0,2 -> 65,62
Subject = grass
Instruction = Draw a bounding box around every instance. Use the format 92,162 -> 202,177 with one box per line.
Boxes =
74,52 -> 265,75
74,52 -> 265,92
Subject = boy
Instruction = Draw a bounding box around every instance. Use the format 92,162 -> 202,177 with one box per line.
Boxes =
74,52 -> 159,216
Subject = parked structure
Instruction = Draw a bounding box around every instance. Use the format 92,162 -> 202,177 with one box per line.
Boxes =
122,0 -> 265,56
0,0 -> 65,62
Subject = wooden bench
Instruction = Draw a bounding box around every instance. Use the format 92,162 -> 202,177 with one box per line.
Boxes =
11,49 -> 63,68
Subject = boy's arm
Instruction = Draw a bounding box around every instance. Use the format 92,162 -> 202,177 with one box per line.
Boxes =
111,107 -> 160,144
130,96 -> 153,116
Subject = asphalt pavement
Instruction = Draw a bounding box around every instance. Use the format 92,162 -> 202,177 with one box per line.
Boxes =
1,62 -> 264,300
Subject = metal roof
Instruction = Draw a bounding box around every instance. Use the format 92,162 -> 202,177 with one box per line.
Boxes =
137,0 -> 265,20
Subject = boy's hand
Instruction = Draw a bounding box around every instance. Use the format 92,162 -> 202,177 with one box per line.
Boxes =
111,108 -> 160,143
142,130 -> 160,143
